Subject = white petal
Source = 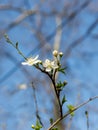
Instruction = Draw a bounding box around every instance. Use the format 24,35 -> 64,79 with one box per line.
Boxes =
43,59 -> 50,67
33,55 -> 39,60
43,61 -> 47,67
33,60 -> 41,64
51,61 -> 59,69
45,59 -> 50,64
21,62 -> 28,65
53,50 -> 58,56
46,67 -> 52,72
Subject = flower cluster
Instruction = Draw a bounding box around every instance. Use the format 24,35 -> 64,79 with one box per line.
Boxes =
22,50 -> 63,73
43,59 -> 58,72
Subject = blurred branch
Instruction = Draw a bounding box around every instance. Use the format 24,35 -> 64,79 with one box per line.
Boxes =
54,16 -> 62,51
0,0 -> 91,38
59,0 -> 91,29
0,0 -> 92,83
0,4 -> 24,12
31,82 -> 43,126
53,17 -> 65,129
91,34 -> 98,39
64,18 -> 98,59
6,9 -> 37,30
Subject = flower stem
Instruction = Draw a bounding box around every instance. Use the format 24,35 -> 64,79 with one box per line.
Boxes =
35,66 -> 63,117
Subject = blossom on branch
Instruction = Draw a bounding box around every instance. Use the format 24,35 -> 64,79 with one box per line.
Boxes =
43,59 -> 59,72
21,55 -> 41,66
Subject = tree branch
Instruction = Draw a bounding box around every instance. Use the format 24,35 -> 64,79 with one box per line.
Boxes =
47,96 -> 98,130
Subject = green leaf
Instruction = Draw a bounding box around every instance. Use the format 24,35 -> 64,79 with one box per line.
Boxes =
62,95 -> 67,106
63,81 -> 67,87
50,118 -> 53,125
67,104 -> 75,116
56,81 -> 67,91
16,42 -> 18,49
4,34 -> 12,44
31,125 -> 35,129
85,110 -> 89,118
58,66 -> 67,74
58,67 -> 66,74
31,120 -> 42,130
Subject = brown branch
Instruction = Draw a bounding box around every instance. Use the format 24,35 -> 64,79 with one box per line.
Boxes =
47,96 -> 98,130
35,65 -> 63,117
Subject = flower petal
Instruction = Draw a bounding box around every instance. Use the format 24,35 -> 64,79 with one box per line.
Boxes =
46,67 -> 52,72
21,62 -> 28,65
33,55 -> 39,60
21,55 -> 41,66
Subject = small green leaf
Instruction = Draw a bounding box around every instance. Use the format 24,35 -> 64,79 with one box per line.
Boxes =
56,81 -> 67,91
50,118 -> 53,125
31,120 -> 42,130
58,67 -> 66,74
62,95 -> 67,106
63,81 -> 67,86
4,34 -> 12,44
31,125 -> 35,129
67,104 -> 75,116
36,120 -> 42,129
16,42 -> 18,49
58,67 -> 67,74
85,110 -> 89,118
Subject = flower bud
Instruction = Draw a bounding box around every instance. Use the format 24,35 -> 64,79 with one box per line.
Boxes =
53,50 -> 58,57
59,52 -> 63,57
31,125 -> 35,128
63,80 -> 67,86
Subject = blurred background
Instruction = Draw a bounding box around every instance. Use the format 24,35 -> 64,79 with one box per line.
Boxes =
0,0 -> 98,130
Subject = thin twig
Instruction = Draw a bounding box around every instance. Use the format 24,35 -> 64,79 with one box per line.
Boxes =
35,65 -> 63,117
85,111 -> 89,130
31,82 -> 43,126
47,96 -> 98,130
34,65 -> 63,117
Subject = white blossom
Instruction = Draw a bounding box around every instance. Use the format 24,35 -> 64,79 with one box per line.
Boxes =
21,55 -> 41,66
43,59 -> 59,72
53,50 -> 58,57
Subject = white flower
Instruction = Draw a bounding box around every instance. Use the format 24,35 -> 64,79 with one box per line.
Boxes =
21,55 -> 41,66
43,59 -> 59,72
53,50 -> 58,57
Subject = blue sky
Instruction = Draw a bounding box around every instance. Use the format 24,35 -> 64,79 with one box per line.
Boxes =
0,0 -> 98,130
